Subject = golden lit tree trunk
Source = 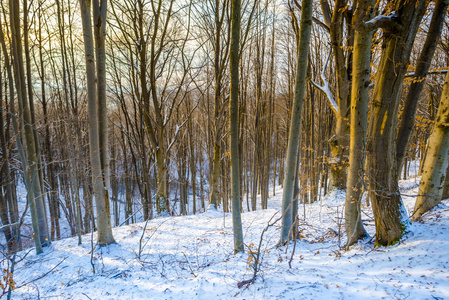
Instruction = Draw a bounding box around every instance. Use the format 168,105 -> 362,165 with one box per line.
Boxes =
412,69 -> 449,220
344,0 -> 372,247
366,0 -> 427,246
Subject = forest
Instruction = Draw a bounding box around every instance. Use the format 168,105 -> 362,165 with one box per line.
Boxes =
1,0 -> 449,299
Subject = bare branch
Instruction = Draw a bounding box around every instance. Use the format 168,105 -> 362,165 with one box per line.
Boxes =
309,49 -> 338,116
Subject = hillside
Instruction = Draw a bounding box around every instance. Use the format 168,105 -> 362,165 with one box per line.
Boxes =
5,180 -> 449,300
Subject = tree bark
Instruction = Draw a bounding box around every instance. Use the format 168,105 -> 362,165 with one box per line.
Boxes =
366,0 -> 427,246
230,0 -> 244,253
396,0 -> 449,173
412,69 -> 449,220
10,0 -> 50,252
0,15 -> 21,252
280,0 -> 312,245
208,0 -> 228,210
344,0 -> 371,247
79,0 -> 115,246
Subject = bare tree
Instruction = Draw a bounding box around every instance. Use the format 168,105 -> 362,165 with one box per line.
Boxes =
344,0 -> 372,247
9,0 -> 50,253
79,0 -> 115,246
396,0 -> 449,174
229,0 -> 244,253
280,0 -> 312,245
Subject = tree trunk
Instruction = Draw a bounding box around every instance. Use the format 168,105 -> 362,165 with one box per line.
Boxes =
79,0 -> 115,246
209,143 -> 221,209
0,71 -> 14,253
280,0 -> 312,245
208,0 -> 228,211
0,18 -> 21,252
366,0 -> 427,246
344,0 -> 372,247
441,166 -> 449,200
412,69 -> 449,220
188,120 -> 197,214
396,0 -> 449,173
229,0 -> 244,253
156,148 -> 169,214
10,0 -> 50,252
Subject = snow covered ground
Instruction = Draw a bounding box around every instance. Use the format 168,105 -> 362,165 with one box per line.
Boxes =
4,176 -> 449,299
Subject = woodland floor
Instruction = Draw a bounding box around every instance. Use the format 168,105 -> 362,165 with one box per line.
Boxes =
4,175 -> 449,299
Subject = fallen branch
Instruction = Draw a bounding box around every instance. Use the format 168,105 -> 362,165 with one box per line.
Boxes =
181,252 -> 197,278
13,258 -> 66,291
237,211 -> 281,290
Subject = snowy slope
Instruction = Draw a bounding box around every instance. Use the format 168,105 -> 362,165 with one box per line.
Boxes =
4,180 -> 449,300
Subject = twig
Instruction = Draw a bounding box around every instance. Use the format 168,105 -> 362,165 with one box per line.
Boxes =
139,219 -> 169,260
288,216 -> 299,268
14,258 -> 66,290
181,252 -> 197,278
90,228 -> 95,274
238,211 -> 281,289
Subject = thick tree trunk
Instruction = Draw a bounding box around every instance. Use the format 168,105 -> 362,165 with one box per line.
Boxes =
280,0 -> 312,245
443,167 -> 449,200
366,0 -> 427,246
412,70 -> 449,220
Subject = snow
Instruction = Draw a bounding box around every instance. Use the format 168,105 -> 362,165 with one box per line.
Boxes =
365,11 -> 399,27
310,49 -> 339,116
4,176 -> 449,300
